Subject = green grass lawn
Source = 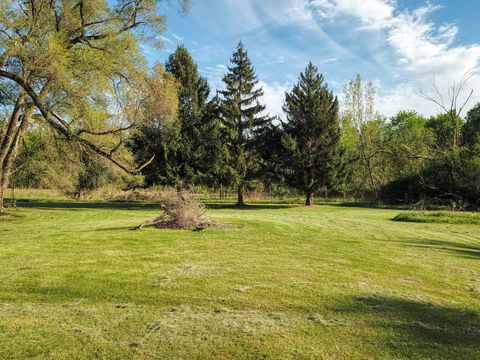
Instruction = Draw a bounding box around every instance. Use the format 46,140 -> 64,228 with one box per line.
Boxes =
1,201 -> 479,359
393,211 -> 480,225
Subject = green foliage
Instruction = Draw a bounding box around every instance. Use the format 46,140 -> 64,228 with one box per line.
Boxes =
393,211 -> 480,224
165,46 -> 223,187
281,63 -> 341,205
385,111 -> 433,177
339,74 -> 388,199
12,128 -> 78,191
0,0 -> 188,208
131,47 -> 223,189
14,127 -> 140,196
255,123 -> 288,192
463,103 -> 480,146
219,42 -> 272,205
426,112 -> 462,149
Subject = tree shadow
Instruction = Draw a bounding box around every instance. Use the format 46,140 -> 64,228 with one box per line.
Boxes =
18,200 -> 159,211
400,239 -> 480,259
205,203 -> 297,210
334,295 -> 480,358
322,201 -> 411,210
18,200 -> 298,211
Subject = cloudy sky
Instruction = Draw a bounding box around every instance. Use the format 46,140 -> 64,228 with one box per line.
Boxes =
151,0 -> 480,119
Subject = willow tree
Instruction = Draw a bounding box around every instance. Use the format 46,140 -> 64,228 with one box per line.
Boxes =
0,0 -> 187,211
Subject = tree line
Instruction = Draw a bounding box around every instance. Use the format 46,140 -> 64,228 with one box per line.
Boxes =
128,42 -> 480,209
1,1 -> 479,210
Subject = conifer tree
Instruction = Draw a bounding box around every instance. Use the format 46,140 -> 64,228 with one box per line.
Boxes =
131,46 -> 223,188
219,41 -> 271,206
165,45 -> 217,187
282,63 -> 341,206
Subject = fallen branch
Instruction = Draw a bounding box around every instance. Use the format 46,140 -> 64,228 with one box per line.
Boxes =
135,191 -> 215,231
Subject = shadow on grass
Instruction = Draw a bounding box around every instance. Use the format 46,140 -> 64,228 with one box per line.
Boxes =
18,200 -> 298,211
401,239 -> 480,259
205,203 -> 297,210
334,295 -> 480,358
17,198 -> 413,212
18,200 -> 159,211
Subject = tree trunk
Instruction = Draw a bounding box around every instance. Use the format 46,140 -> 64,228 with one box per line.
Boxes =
237,186 -> 244,206
0,101 -> 35,213
0,94 -> 26,213
306,191 -> 314,206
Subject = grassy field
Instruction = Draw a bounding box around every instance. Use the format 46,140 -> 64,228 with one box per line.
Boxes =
1,200 -> 479,359
393,211 -> 480,225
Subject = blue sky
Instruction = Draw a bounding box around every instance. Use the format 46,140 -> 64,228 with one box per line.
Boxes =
148,0 -> 480,118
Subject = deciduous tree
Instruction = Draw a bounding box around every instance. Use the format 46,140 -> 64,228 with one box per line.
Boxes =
0,0 -> 187,211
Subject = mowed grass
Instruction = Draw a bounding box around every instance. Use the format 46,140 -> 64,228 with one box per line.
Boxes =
0,201 -> 479,359
393,211 -> 480,225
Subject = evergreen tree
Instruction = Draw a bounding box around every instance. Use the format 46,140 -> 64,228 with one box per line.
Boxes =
165,45 -> 215,187
128,65 -> 180,187
282,63 -> 341,206
256,122 -> 288,194
219,41 -> 271,206
131,47 -> 223,188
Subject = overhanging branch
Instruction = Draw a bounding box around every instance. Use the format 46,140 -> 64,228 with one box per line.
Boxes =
0,69 -> 153,174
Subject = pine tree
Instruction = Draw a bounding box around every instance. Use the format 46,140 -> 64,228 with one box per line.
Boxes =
165,45 -> 221,188
131,46 -> 223,188
219,41 -> 271,206
282,63 -> 341,206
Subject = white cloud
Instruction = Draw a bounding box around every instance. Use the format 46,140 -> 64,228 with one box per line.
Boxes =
309,0 -> 480,116
180,0 -> 480,118
312,0 -> 395,29
159,35 -> 175,46
171,33 -> 184,41
320,57 -> 338,64
259,81 -> 290,118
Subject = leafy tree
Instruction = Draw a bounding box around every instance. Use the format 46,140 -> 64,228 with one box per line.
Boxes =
282,63 -> 341,206
0,0 -> 187,211
12,127 -> 79,191
128,65 -> 181,186
14,126 -> 139,197
343,74 -> 376,129
219,41 -> 271,206
340,74 -> 385,199
375,111 -> 433,203
358,117 -> 390,198
463,103 -> 480,146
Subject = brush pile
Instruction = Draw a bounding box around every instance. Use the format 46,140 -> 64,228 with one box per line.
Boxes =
136,191 -> 214,230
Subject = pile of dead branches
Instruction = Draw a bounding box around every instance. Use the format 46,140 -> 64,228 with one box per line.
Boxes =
136,191 -> 214,230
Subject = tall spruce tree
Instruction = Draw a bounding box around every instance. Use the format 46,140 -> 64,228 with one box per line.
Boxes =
131,46 -> 223,188
165,45 -> 217,188
282,63 -> 341,206
219,41 -> 271,206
